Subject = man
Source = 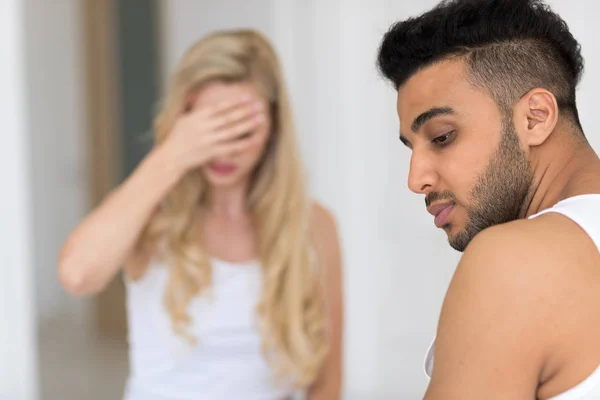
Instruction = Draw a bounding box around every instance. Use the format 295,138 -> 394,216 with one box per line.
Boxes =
377,0 -> 600,399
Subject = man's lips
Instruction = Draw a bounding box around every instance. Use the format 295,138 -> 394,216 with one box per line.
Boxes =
427,202 -> 455,228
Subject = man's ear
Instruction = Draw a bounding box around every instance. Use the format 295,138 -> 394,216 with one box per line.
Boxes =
513,88 -> 558,147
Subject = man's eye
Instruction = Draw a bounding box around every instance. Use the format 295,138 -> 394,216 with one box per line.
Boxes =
432,131 -> 455,147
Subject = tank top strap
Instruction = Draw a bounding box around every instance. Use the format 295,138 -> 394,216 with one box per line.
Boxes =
529,194 -> 600,253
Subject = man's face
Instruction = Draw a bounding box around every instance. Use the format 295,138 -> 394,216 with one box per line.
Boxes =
397,59 -> 533,251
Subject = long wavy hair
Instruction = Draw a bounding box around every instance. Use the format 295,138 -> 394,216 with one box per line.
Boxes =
132,29 -> 328,388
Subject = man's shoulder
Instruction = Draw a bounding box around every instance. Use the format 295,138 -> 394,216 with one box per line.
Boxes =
462,211 -> 596,275
436,208 -> 600,396
448,212 -> 599,336
431,214 -> 593,395
450,217 -> 566,305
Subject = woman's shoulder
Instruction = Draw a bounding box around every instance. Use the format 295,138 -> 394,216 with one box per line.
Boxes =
310,201 -> 338,232
309,201 -> 341,262
309,202 -> 343,298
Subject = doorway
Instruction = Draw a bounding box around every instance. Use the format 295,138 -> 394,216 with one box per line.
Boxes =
86,0 -> 160,341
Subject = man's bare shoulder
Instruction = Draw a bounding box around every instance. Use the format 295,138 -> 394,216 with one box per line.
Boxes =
443,213 -> 592,336
449,212 -> 600,322
461,211 -> 598,280
429,212 -> 600,398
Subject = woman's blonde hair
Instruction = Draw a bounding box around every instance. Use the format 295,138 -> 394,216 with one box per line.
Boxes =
134,29 -> 328,388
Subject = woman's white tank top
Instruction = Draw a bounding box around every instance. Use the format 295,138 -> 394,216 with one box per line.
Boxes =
123,257 -> 295,400
424,194 -> 600,399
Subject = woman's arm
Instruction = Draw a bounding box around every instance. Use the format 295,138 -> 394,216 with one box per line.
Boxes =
58,148 -> 180,296
307,203 -> 344,400
58,97 -> 264,296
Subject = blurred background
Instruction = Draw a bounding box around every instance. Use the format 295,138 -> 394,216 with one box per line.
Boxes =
1,1 -> 598,399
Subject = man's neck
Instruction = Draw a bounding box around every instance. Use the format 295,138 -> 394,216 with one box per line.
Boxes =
521,131 -> 600,218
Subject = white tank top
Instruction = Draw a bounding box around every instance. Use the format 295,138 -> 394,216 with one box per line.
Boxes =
424,194 -> 600,399
123,257 -> 295,400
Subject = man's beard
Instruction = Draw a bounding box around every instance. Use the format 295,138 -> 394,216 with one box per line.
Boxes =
429,120 -> 534,252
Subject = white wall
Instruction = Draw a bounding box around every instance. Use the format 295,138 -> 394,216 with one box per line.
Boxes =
0,1 -> 39,399
1,0 -> 89,398
160,1 -> 600,398
24,0 -> 89,325
270,2 -> 458,397
546,0 -> 600,150
159,0 -> 274,90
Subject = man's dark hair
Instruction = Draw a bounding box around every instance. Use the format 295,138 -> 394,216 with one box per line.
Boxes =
377,0 -> 585,131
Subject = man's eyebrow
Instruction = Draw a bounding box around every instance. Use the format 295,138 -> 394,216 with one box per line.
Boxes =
410,106 -> 455,132
399,134 -> 411,148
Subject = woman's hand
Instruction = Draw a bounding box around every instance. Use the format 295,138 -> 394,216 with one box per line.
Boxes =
159,96 -> 266,179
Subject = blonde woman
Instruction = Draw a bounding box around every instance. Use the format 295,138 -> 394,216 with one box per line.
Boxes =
58,30 -> 343,400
